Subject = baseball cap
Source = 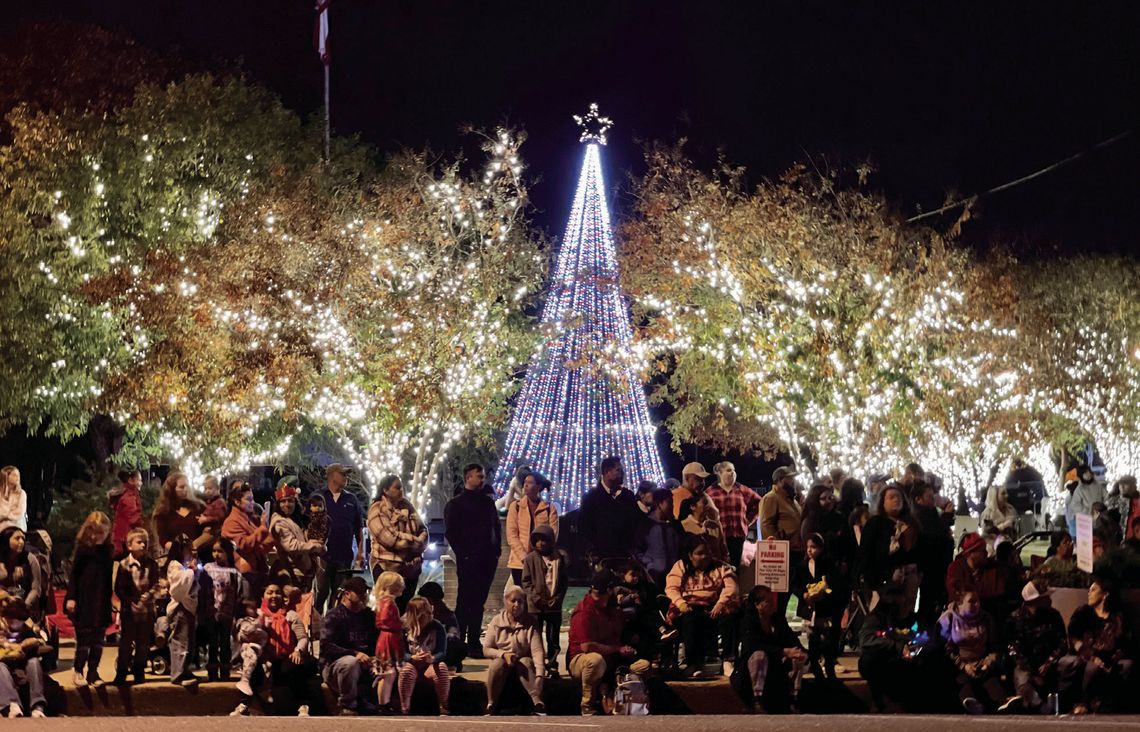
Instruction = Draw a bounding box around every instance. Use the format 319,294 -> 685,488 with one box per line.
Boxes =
772,466 -> 799,483
341,576 -> 369,599
1021,581 -> 1053,603
682,462 -> 710,478
868,472 -> 892,484
590,569 -> 616,592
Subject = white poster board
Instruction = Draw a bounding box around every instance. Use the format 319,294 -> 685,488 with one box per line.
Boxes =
1076,513 -> 1094,573
755,538 -> 790,593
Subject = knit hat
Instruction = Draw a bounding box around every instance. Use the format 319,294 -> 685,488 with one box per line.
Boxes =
530,523 -> 556,546
959,532 -> 986,556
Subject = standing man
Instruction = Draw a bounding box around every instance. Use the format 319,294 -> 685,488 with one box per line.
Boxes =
707,461 -> 762,568
1066,465 -> 1108,536
315,464 -> 364,613
578,456 -> 641,562
445,463 -> 501,659
760,466 -> 804,616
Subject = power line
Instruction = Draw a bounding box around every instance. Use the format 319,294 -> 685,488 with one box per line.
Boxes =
907,129 -> 1133,224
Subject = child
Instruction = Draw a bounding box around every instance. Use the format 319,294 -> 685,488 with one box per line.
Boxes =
398,597 -> 450,716
0,599 -> 50,718
165,534 -> 202,687
198,476 -> 228,533
65,511 -> 114,688
109,469 -> 144,559
520,524 -> 567,677
200,538 -> 241,682
791,533 -> 846,681
418,582 -> 465,671
233,598 -> 268,698
305,494 -> 330,546
113,527 -> 160,685
373,571 -> 405,709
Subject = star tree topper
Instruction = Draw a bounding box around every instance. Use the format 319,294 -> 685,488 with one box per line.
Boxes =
574,103 -> 613,145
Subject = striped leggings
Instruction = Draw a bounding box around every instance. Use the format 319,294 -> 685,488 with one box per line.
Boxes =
398,661 -> 450,714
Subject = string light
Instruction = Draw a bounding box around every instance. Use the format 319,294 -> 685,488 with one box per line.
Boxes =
494,108 -> 663,510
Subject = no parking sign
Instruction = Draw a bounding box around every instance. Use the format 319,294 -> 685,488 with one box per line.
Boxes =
755,537 -> 790,593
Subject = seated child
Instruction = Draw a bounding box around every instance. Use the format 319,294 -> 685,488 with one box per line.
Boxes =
234,599 -> 269,698
0,599 -> 51,718
419,582 -> 465,671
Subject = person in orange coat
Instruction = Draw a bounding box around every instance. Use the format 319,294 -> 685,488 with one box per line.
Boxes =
222,484 -> 275,601
505,471 -> 560,584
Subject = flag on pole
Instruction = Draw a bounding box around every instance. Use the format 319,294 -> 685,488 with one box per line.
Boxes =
314,0 -> 330,66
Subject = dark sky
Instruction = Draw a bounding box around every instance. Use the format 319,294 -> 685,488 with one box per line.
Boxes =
11,1 -> 1140,254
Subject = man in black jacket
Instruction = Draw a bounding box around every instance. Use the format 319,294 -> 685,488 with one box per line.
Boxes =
578,456 -> 641,563
320,576 -> 378,715
444,463 -> 501,657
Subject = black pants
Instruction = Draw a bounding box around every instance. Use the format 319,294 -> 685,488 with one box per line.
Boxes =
510,568 -> 523,585
315,561 -> 352,614
201,616 -> 233,671
455,555 -> 497,649
726,537 -> 745,569
73,624 -> 105,680
117,616 -> 153,679
535,611 -> 562,670
679,606 -> 737,664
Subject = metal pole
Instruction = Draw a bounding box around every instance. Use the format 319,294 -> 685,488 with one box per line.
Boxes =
324,63 -> 331,162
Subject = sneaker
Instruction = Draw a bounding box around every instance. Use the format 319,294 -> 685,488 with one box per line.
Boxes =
533,702 -> 547,717
229,702 -> 251,717
236,679 -> 254,697
339,707 -> 359,716
484,704 -> 495,717
580,704 -> 596,717
963,697 -> 985,715
74,672 -> 88,688
297,705 -> 310,717
660,628 -> 679,643
178,675 -> 202,688
999,696 -> 1024,714
112,673 -> 130,686
89,675 -> 105,688
439,706 -> 449,717
30,708 -> 46,719
7,705 -> 23,718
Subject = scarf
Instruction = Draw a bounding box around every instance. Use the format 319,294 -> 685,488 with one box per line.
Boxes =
260,599 -> 294,661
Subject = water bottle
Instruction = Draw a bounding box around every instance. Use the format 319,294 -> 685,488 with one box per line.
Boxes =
1047,692 -> 1059,716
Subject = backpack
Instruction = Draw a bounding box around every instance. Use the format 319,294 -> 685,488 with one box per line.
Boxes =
613,666 -> 650,715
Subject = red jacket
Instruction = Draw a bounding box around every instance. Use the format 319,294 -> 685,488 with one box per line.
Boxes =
568,591 -> 624,660
110,485 -> 143,556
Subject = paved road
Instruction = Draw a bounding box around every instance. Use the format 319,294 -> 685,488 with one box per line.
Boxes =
19,715 -> 1140,731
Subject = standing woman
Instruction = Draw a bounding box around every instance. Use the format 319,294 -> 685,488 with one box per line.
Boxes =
860,485 -> 920,613
65,512 -> 114,687
0,527 -> 40,611
368,475 -> 427,612
0,467 -> 27,532
222,484 -> 275,601
109,470 -> 144,558
505,472 -> 559,585
152,471 -> 206,553
269,481 -> 324,591
800,483 -> 855,571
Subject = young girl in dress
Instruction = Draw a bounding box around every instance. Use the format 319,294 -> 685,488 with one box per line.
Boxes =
66,512 -> 114,687
373,571 -> 405,709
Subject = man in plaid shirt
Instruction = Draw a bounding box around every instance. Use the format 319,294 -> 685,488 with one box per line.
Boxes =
706,461 -> 762,568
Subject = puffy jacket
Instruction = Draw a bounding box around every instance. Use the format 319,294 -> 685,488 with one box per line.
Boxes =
505,498 -> 559,569
664,559 -> 738,616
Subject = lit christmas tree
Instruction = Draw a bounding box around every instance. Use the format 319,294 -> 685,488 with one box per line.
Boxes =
494,104 -> 664,510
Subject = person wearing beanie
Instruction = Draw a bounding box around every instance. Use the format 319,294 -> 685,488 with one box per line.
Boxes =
521,523 -> 569,677
567,570 -> 635,715
320,575 -> 378,715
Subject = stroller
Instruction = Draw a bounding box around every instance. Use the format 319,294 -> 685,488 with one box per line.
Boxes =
148,613 -> 172,676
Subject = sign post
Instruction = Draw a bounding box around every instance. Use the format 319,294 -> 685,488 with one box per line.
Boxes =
1076,513 -> 1094,573
755,537 -> 790,593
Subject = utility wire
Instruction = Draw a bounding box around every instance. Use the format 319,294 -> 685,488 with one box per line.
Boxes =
907,129 -> 1133,223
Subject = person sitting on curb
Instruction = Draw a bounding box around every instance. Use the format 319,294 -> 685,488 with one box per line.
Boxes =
567,570 -> 636,716
484,585 -> 546,716
732,585 -> 806,714
1005,580 -> 1067,714
319,576 -> 378,715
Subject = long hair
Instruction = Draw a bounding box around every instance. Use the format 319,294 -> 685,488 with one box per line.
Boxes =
402,596 -> 433,640
0,526 -> 27,579
838,478 -> 866,516
73,511 -> 112,560
0,466 -> 17,500
1048,530 -> 1072,557
375,474 -> 402,504
153,471 -> 203,523
984,485 -> 1006,513
875,484 -> 915,524
802,483 -> 834,519
373,570 -> 405,601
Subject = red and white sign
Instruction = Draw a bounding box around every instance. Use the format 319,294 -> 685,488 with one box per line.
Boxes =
755,538 -> 790,593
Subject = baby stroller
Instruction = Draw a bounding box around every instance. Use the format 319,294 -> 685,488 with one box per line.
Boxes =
148,614 -> 172,676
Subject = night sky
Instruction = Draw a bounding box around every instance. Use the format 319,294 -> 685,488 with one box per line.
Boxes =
10,1 -> 1140,256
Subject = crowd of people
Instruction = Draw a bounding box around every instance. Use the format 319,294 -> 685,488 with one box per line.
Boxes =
0,455 -> 1132,718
